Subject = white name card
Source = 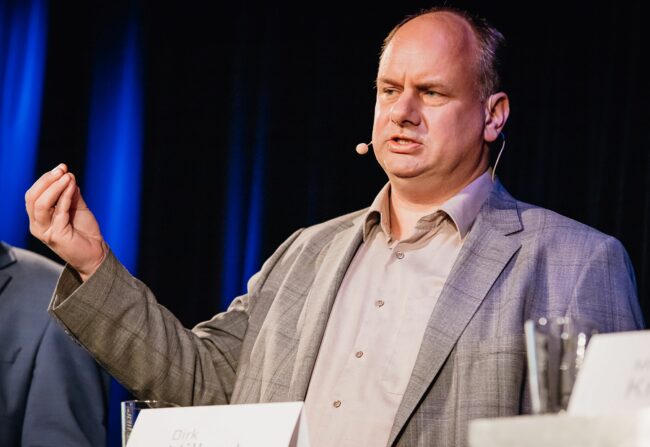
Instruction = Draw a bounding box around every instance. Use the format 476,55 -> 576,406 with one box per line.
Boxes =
126,401 -> 309,447
568,330 -> 650,416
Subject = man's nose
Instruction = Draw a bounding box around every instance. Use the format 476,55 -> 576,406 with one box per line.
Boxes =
389,92 -> 421,127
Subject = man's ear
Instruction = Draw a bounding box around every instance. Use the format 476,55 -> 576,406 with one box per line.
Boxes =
484,92 -> 510,143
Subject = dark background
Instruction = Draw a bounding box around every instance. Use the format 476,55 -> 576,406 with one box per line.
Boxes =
30,0 -> 649,327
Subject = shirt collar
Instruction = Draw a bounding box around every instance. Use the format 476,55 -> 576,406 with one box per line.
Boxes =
440,170 -> 494,239
362,170 -> 494,242
363,183 -> 391,241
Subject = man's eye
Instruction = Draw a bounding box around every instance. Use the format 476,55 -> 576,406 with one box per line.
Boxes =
424,90 -> 439,97
381,88 -> 397,96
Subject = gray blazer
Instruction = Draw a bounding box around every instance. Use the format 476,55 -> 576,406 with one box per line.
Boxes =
0,242 -> 110,447
49,182 -> 644,447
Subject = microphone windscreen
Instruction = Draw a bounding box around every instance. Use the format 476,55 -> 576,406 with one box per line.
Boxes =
356,142 -> 369,155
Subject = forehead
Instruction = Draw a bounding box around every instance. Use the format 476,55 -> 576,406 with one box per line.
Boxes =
378,13 -> 479,83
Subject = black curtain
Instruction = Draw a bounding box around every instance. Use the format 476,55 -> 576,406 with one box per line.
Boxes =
34,0 -> 648,327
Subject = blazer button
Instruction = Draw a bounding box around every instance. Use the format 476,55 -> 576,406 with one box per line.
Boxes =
395,251 -> 405,259
333,400 -> 342,408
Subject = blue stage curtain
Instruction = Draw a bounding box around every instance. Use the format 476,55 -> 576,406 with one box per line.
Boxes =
220,83 -> 270,300
220,16 -> 270,302
83,11 -> 142,447
0,0 -> 48,246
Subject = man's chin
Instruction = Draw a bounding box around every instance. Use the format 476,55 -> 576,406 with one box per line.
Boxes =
385,168 -> 426,180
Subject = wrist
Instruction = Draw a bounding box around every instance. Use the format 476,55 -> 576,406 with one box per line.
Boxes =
78,241 -> 109,282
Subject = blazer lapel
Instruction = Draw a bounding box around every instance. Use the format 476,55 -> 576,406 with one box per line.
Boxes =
0,242 -> 16,294
388,182 -> 523,445
0,274 -> 10,295
285,215 -> 366,400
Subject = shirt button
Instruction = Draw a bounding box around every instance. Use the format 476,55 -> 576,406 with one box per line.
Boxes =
375,300 -> 385,307
355,351 -> 364,358
395,251 -> 405,259
333,400 -> 342,408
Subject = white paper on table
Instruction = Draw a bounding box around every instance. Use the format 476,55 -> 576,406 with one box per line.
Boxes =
126,401 -> 309,447
568,330 -> 650,416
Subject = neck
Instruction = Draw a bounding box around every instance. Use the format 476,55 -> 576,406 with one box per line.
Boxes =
388,163 -> 488,240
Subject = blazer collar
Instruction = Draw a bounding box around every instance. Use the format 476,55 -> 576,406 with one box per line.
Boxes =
388,180 -> 523,445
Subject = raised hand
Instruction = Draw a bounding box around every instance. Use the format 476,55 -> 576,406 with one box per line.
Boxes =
25,164 -> 108,281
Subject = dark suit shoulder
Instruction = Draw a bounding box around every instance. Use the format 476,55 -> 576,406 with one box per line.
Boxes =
0,245 -> 62,311
11,247 -> 62,295
12,246 -> 63,276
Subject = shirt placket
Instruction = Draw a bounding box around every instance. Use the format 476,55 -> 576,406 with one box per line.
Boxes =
327,234 -> 403,442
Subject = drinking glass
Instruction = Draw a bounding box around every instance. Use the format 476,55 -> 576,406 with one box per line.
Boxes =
524,316 -> 597,414
121,399 -> 179,446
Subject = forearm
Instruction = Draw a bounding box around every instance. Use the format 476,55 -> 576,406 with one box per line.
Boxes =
48,251 -> 246,406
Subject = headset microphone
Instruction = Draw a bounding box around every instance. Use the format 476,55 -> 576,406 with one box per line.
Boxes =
356,141 -> 372,155
491,132 -> 506,181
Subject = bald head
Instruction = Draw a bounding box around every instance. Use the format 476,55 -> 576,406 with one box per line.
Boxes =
380,8 -> 505,99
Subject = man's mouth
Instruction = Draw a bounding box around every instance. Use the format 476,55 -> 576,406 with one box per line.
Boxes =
388,135 -> 422,151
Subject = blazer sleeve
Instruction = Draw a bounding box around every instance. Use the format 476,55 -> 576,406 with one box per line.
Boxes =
21,318 -> 110,447
567,235 -> 645,331
48,228 -> 304,407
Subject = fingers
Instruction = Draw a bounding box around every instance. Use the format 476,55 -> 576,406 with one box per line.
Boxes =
25,163 -> 68,220
72,184 -> 90,210
31,173 -> 74,239
51,174 -> 78,234
25,166 -> 105,278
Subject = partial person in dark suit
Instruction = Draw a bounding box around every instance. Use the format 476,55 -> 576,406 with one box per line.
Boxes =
0,241 -> 110,446
24,6 -> 644,447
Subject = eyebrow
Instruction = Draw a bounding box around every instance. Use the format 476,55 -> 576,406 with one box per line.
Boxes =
375,77 -> 446,91
375,77 -> 398,88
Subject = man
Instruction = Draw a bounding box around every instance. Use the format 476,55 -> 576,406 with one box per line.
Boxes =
25,7 -> 643,447
0,241 -> 110,446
